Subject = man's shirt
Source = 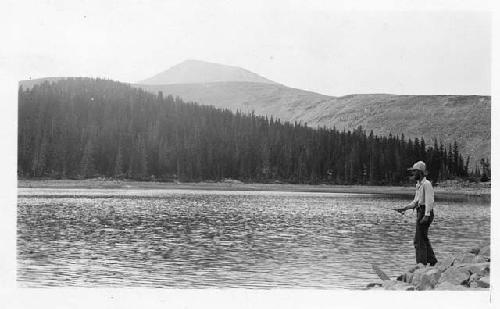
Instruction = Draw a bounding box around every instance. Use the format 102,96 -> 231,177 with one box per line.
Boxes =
411,177 -> 435,216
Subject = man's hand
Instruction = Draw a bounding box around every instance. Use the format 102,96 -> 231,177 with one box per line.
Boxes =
393,208 -> 406,215
420,215 -> 430,224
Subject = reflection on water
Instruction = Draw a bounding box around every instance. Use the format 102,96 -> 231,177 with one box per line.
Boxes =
17,189 -> 490,289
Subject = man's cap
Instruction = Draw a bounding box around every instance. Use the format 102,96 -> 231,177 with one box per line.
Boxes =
407,161 -> 426,173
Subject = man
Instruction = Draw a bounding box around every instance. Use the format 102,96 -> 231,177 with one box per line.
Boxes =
396,161 -> 438,266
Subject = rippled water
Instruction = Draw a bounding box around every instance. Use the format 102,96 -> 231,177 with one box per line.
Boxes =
17,188 -> 490,289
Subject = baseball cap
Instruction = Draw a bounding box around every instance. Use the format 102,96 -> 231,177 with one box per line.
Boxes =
407,161 -> 426,173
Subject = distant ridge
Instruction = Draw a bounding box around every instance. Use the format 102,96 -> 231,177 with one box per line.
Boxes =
137,60 -> 490,166
19,77 -> 66,89
139,59 -> 278,85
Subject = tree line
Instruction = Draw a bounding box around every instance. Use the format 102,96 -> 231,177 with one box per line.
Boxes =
18,78 -> 473,185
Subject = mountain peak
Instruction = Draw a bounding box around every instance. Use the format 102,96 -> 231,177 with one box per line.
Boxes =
139,60 -> 278,85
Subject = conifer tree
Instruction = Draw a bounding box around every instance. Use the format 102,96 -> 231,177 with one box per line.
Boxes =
79,139 -> 95,178
114,144 -> 124,178
17,78 -> 473,184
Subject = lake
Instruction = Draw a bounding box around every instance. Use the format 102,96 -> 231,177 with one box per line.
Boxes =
17,188 -> 490,289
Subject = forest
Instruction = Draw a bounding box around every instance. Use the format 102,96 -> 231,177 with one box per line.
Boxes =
18,78 -> 474,185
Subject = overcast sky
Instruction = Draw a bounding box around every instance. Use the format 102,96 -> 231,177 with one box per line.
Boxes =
1,0 -> 491,96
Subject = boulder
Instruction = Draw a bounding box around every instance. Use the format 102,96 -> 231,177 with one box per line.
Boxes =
434,281 -> 469,291
411,267 -> 442,290
469,273 -> 481,282
435,256 -> 455,272
469,286 -> 489,290
405,272 -> 414,284
406,265 -> 417,274
383,280 -> 416,291
456,262 -> 489,277
454,252 -> 477,265
366,282 -> 383,289
479,245 -> 490,258
397,272 -> 414,284
438,266 -> 470,286
468,247 -> 481,255
406,264 -> 422,273
477,276 -> 490,288
472,255 -> 488,264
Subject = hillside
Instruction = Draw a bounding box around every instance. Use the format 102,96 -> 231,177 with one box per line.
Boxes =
19,77 -> 67,89
137,82 -> 490,166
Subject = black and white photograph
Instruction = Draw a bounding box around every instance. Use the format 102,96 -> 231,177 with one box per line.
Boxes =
0,0 -> 496,308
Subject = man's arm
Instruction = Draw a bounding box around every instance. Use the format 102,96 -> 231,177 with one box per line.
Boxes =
394,193 -> 418,213
402,200 -> 417,211
423,182 -> 434,216
405,188 -> 419,210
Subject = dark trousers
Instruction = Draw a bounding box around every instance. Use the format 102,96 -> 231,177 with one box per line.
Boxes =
414,207 -> 438,266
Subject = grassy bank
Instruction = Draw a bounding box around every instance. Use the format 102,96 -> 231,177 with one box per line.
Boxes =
18,179 -> 490,200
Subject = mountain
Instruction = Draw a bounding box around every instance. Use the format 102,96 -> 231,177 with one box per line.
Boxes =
139,59 -> 278,85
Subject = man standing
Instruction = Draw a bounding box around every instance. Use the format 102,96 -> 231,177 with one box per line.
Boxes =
396,161 -> 438,266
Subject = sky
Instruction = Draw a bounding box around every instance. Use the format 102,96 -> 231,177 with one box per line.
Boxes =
1,0 -> 492,96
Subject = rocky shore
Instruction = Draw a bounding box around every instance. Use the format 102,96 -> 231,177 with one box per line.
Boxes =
367,244 -> 490,290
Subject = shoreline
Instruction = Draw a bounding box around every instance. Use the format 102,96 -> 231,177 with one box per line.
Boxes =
367,244 -> 491,290
18,179 -> 490,200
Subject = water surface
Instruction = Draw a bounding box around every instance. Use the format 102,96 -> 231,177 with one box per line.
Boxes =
17,188 -> 490,289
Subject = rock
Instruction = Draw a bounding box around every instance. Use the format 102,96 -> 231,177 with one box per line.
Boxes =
366,282 -> 383,288
435,256 -> 455,272
411,267 -> 442,290
457,262 -> 489,277
438,266 -> 470,286
372,264 -> 391,281
383,280 -> 416,291
472,255 -> 488,264
479,245 -> 490,258
397,272 -> 414,283
364,244 -> 492,290
469,286 -> 489,290
468,247 -> 481,255
407,265 -> 419,273
477,276 -> 490,288
434,281 -> 469,291
405,272 -> 414,283
454,252 -> 477,264
469,273 -> 481,282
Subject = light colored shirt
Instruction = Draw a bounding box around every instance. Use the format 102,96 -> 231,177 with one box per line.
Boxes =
410,177 -> 434,216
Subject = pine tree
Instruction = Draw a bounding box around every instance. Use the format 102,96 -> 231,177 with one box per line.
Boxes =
114,144 -> 124,178
79,139 -> 95,178
17,78 -> 473,185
